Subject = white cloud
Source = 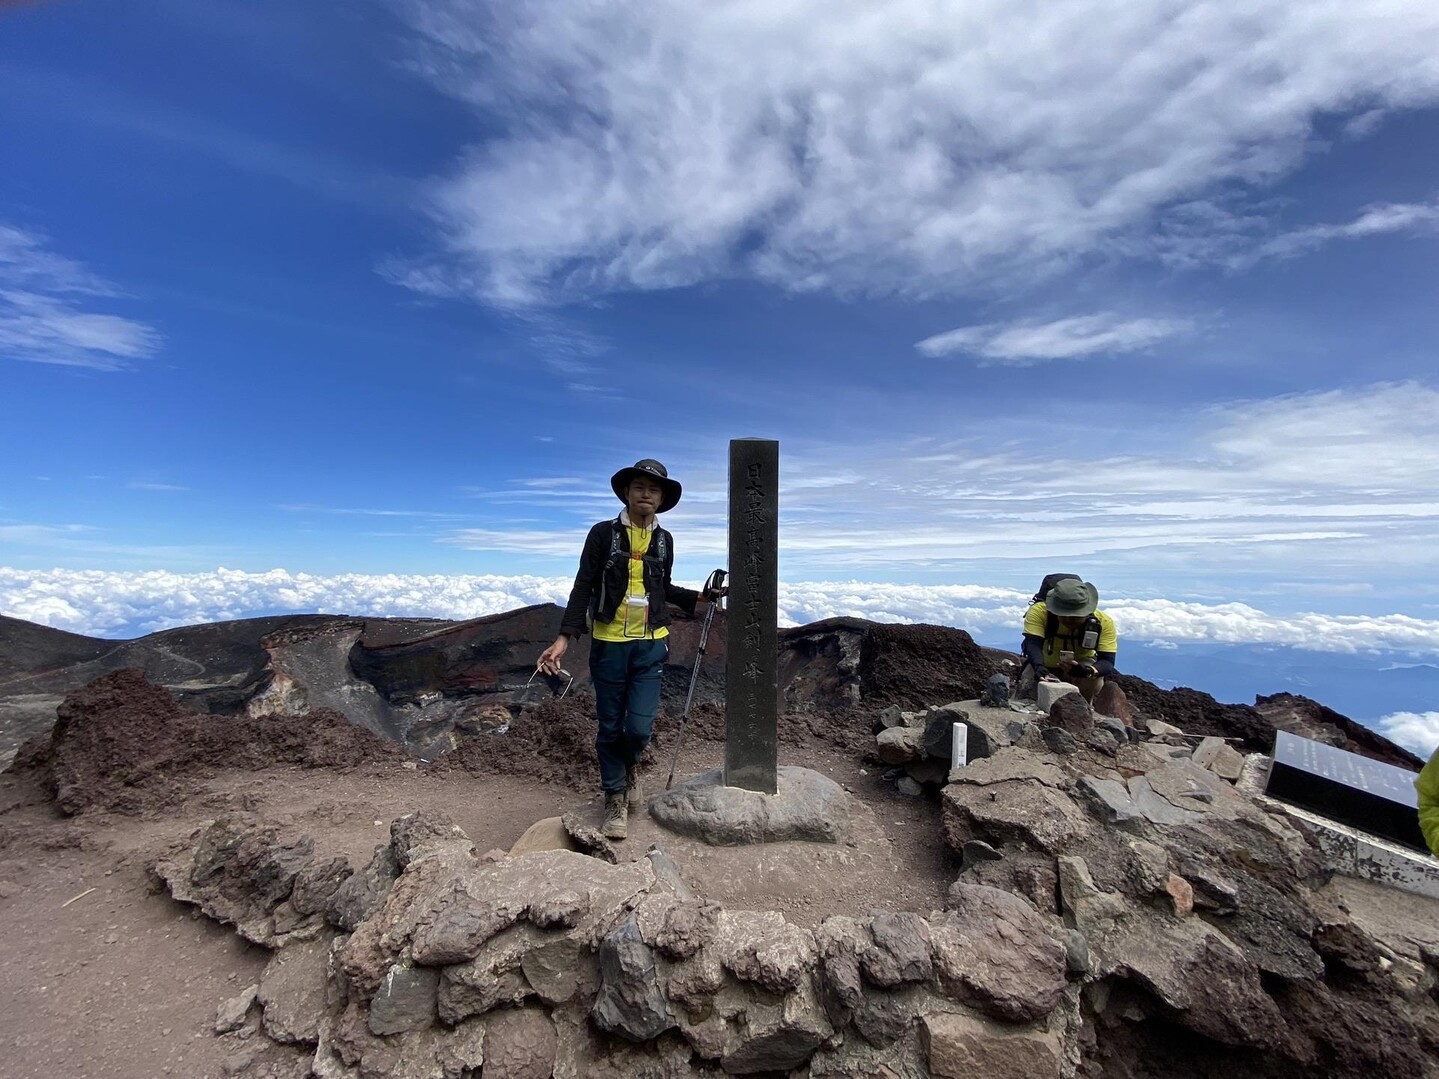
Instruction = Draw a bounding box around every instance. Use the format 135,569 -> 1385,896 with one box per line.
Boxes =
416,381 -> 1439,588
915,313 -> 1191,364
4,567 -> 1439,659
440,528 -> 592,557
0,225 -> 161,369
391,0 -> 1439,305
1377,711 -> 1439,757
0,225 -> 116,296
0,566 -> 574,638
1246,198 -> 1439,264
1203,382 -> 1439,491
276,503 -> 466,519
620,382 -> 1439,579
0,523 -> 95,544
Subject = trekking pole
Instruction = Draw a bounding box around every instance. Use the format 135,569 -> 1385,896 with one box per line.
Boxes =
666,569 -> 726,791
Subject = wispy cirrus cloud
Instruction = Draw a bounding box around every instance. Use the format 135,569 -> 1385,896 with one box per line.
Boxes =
439,382 -> 1439,589
389,0 -> 1439,306
1246,197 -> 1439,264
915,313 -> 1192,364
276,503 -> 471,520
0,519 -> 218,562
1,64 -> 415,212
0,224 -> 161,370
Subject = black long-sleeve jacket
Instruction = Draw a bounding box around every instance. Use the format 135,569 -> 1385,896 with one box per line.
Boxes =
558,516 -> 699,639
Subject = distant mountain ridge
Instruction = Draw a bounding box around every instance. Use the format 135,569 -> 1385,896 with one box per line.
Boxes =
0,610 -> 1423,772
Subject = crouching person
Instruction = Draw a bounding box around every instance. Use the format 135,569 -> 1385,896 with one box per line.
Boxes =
1016,577 -> 1128,716
537,459 -> 722,840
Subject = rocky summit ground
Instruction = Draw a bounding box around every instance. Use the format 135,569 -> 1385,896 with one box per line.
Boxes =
0,608 -> 1435,1079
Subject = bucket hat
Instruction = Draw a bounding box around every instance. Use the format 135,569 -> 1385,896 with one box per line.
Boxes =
1046,578 -> 1099,618
610,459 -> 682,513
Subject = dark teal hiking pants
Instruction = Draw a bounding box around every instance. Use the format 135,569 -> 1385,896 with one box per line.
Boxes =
590,637 -> 667,794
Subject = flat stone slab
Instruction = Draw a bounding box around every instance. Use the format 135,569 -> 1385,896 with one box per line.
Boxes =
1038,682 -> 1081,711
948,747 -> 1067,789
648,766 -> 850,846
1077,776 -> 1139,827
1126,776 -> 1205,827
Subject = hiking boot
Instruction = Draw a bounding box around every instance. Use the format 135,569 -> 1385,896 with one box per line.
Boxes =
601,793 -> 628,840
625,765 -> 643,809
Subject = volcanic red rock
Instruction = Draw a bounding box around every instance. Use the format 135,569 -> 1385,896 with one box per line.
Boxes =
20,668 -> 405,816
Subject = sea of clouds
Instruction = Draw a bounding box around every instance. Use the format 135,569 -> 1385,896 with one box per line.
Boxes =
4,566 -> 1436,755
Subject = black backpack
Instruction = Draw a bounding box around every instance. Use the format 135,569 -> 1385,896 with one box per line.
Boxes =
1030,572 -> 1102,650
588,518 -> 670,628
1031,572 -> 1081,604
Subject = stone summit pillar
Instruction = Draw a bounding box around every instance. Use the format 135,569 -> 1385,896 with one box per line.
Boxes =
724,438 -> 779,795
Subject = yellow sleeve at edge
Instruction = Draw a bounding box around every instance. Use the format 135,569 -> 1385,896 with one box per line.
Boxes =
1415,747 -> 1439,857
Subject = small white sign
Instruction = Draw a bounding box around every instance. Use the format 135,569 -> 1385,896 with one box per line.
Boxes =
952,722 -> 969,769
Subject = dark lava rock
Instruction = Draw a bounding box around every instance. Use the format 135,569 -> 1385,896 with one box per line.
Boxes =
1111,677 -> 1277,751
26,669 -> 407,816
1046,694 -> 1094,737
1254,692 -> 1422,769
1042,727 -> 1078,755
856,622 -> 999,709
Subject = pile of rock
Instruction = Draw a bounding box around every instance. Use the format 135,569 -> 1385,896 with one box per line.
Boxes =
936,712 -> 1439,1077
152,704 -> 1439,1079
871,685 -> 1145,796
873,699 -> 1035,796
155,813 -> 1082,1078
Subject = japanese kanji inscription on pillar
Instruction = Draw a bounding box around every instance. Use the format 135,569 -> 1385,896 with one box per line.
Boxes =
724,438 -> 779,794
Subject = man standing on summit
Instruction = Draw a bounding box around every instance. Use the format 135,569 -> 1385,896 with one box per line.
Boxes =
537,459 -> 722,840
1016,577 -> 1127,713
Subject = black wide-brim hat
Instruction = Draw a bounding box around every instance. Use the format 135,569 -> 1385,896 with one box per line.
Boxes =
610,458 -> 682,513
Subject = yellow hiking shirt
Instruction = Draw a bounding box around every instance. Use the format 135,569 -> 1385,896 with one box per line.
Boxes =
592,513 -> 669,643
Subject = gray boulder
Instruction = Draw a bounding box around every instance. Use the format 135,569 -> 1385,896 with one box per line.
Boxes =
648,766 -> 850,845
438,924 -> 544,1023
389,812 -> 474,868
930,883 -> 1067,1022
257,932 -> 335,1044
1076,776 -> 1140,828
368,964 -> 439,1036
520,936 -> 590,1005
152,816 -> 321,946
591,917 -> 674,1042
942,775 -> 1088,855
715,910 -> 816,993
863,912 -> 933,988
877,726 -> 923,764
326,844 -> 399,933
922,1012 -> 1063,1079
214,983 -> 258,1034
290,857 -> 352,917
1193,736 -> 1246,781
813,916 -> 866,1029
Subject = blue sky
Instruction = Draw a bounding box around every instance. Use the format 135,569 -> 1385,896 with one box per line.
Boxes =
3,2 -> 1439,742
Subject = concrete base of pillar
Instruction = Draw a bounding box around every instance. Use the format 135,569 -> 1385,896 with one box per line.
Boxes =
1280,803 -> 1439,900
